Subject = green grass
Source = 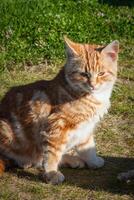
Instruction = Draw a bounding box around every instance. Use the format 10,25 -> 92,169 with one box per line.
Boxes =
0,0 -> 134,70
0,0 -> 134,200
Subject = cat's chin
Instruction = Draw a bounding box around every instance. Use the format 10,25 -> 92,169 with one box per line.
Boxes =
90,88 -> 100,94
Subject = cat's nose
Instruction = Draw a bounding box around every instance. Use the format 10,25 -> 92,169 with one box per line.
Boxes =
90,85 -> 94,90
89,79 -> 96,90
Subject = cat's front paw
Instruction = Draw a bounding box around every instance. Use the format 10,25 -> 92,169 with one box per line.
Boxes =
43,171 -> 65,185
87,156 -> 104,169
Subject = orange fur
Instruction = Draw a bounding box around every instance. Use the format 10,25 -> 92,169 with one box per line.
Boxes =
0,159 -> 5,176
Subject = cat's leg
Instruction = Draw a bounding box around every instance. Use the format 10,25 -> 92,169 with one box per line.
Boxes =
43,147 -> 65,184
76,134 -> 104,169
60,151 -> 85,168
42,139 -> 66,185
0,119 -> 33,169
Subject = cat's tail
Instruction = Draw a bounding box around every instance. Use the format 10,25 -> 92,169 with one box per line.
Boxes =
0,119 -> 17,176
0,158 -> 6,177
0,155 -> 17,177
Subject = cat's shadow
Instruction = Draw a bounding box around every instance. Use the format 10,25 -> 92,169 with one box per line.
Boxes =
8,156 -> 134,195
63,156 -> 134,195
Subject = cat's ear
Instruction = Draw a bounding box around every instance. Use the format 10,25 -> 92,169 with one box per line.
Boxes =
102,41 -> 119,61
64,36 -> 81,58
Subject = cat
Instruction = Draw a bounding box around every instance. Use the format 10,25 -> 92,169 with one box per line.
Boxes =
0,36 -> 119,184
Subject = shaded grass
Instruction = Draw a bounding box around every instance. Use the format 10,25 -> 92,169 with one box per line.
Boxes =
0,157 -> 134,200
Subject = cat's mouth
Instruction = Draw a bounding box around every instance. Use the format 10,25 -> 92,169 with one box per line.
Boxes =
90,86 -> 100,93
90,85 -> 94,91
90,85 -> 98,92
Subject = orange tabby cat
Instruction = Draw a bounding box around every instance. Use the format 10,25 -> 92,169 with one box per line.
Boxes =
0,37 -> 119,184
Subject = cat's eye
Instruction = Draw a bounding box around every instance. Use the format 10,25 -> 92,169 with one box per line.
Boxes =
80,72 -> 91,79
98,72 -> 105,76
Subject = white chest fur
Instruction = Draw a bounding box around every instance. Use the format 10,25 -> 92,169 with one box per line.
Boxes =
65,98 -> 110,152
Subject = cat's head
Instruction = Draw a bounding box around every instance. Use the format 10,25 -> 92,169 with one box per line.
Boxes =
64,36 -> 119,96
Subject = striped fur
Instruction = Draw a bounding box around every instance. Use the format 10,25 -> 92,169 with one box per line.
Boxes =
0,37 -> 119,184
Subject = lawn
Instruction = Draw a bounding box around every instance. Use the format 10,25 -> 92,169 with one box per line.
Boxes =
0,0 -> 134,200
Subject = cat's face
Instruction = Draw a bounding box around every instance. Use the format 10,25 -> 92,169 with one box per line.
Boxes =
64,37 -> 119,94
